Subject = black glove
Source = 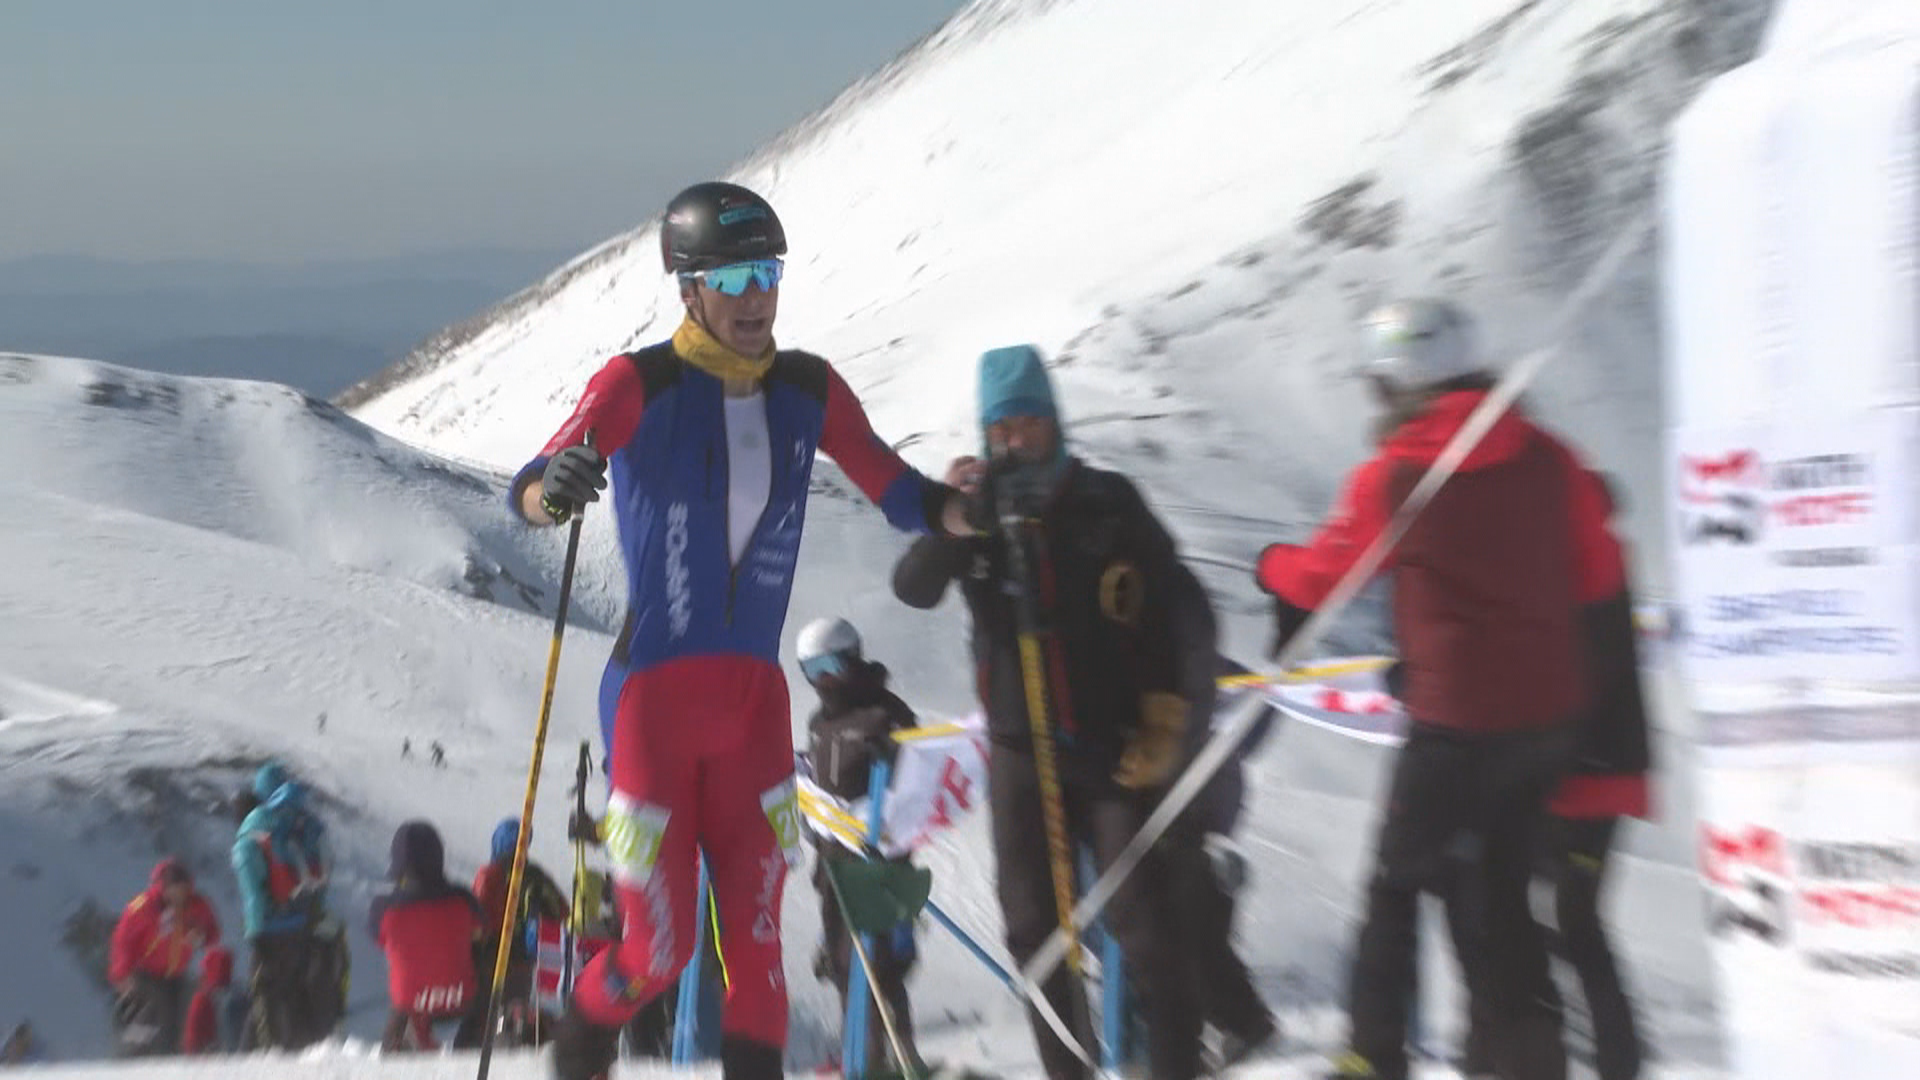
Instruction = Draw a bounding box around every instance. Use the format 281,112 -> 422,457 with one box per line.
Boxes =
1383,659 -> 1406,701
957,480 -> 999,535
539,444 -> 607,522
968,453 -> 1044,533
1267,599 -> 1310,661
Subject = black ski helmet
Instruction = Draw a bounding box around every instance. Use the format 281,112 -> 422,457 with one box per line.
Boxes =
659,181 -> 787,274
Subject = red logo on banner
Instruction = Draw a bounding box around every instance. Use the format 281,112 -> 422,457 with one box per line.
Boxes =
1684,450 -> 1762,492
1701,824 -> 1788,885
924,758 -> 975,832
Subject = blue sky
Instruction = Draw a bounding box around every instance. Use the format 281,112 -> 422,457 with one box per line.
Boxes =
0,0 -> 967,263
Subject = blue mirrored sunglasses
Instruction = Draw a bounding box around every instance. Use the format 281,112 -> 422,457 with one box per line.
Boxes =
691,258 -> 784,297
799,651 -> 847,683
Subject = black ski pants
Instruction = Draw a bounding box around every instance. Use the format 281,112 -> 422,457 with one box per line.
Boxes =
1464,815 -> 1643,1080
245,932 -> 327,1051
1175,844 -> 1271,1044
1344,724 -> 1569,1080
990,747 -> 1202,1080
114,973 -> 188,1057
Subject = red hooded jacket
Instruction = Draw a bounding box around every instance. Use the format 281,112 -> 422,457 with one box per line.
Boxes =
1259,393 -> 1636,753
181,945 -> 233,1054
107,859 -> 221,985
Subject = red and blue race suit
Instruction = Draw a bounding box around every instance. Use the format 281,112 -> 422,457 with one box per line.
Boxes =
512,340 -> 951,1046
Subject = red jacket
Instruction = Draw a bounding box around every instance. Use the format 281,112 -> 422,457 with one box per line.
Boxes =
374,888 -> 483,1016
1258,392 -> 1621,735
107,860 -> 221,985
181,946 -> 233,1054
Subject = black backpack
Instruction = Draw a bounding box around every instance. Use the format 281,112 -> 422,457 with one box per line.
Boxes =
808,704 -> 897,801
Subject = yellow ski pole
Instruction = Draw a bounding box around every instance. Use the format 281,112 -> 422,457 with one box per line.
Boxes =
1016,629 -> 1080,977
476,436 -> 591,1080
991,459 -> 1081,982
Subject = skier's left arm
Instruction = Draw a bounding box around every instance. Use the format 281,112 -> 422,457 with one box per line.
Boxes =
1566,459 -> 1626,605
1113,478 -> 1218,787
1556,459 -> 1653,813
303,820 -> 334,895
106,897 -> 147,990
1254,456 -> 1395,658
1125,481 -> 1217,713
817,363 -> 970,536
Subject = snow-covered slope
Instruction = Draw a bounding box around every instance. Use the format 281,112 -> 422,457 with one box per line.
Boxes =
326,0 -> 1780,1074
0,353 -> 628,1058
8,0 -> 1786,1071
2,350 -> 1723,1074
344,0 -> 1769,597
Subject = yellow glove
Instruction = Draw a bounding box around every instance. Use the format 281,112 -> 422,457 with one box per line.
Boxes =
1115,692 -> 1188,790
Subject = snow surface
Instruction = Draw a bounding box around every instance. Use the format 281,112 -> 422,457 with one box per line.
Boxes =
1,0 -> 1786,1074
0,347 -> 1720,1076
332,0 -> 1769,1071
344,0 -> 1767,602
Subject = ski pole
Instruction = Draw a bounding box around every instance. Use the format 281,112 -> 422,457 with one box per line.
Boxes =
1016,211 -> 1658,993
476,433 -> 593,1080
987,455 -> 1099,1070
989,456 -> 1083,980
564,740 -> 591,1001
826,866 -> 920,1080
924,899 -> 1016,988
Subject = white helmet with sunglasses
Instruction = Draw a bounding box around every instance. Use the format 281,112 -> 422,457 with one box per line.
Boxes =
796,617 -> 863,685
1356,297 -> 1482,398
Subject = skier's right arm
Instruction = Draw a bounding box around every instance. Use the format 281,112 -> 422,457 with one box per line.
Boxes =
1254,456 -> 1394,657
106,896 -> 145,990
892,535 -> 974,609
891,454 -> 991,607
230,832 -> 268,941
510,357 -> 648,526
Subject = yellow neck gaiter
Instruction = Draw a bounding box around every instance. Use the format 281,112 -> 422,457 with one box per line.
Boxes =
673,313 -> 775,385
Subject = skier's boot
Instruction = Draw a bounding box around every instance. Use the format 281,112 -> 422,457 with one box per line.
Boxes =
721,1035 -> 784,1080
551,1006 -> 620,1080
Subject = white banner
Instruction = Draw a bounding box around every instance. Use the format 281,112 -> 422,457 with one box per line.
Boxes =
1696,730 -> 1920,1076
798,712 -> 990,858
1665,2 -> 1920,1075
1254,656 -> 1410,747
1670,416 -> 1920,685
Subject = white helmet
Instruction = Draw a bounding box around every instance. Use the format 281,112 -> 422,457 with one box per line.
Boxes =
796,617 -> 862,682
1356,297 -> 1481,396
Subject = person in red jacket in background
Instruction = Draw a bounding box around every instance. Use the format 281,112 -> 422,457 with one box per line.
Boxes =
369,821 -> 484,1054
1458,470 -> 1653,1080
182,946 -> 236,1054
469,817 -> 571,1048
108,858 -> 221,1057
1257,298 -> 1625,1080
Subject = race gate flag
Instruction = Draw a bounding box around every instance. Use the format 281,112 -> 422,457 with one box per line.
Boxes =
533,916 -> 568,1016
1664,1 -> 1920,1075
798,713 -> 990,857
1254,656 -> 1408,747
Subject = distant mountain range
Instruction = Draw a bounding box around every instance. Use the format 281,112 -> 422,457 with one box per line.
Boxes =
0,248 -> 573,398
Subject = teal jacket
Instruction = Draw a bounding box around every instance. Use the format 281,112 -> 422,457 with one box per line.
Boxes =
231,782 -> 330,937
